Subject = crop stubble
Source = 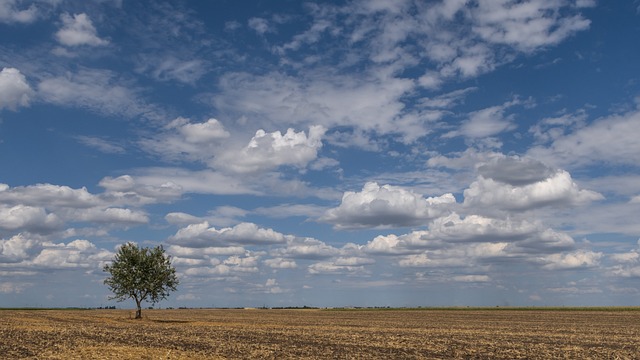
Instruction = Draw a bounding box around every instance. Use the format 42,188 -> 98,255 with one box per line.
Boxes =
1,308 -> 639,359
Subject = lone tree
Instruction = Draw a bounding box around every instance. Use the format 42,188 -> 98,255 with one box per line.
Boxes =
103,242 -> 179,319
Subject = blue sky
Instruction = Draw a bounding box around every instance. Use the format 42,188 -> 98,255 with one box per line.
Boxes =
1,0 -> 640,308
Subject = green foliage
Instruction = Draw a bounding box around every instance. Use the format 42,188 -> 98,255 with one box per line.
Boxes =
103,243 -> 178,318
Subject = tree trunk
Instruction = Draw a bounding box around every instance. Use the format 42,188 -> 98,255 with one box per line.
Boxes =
135,298 -> 142,319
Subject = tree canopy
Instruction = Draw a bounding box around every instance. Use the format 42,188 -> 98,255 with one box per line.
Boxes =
103,243 -> 179,319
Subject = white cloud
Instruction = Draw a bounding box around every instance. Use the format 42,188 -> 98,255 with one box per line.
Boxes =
165,212 -> 206,226
419,87 -> 477,109
221,0 -> 593,146
452,275 -> 491,283
528,110 -> 588,143
470,0 -> 591,52
123,168 -> 256,196
321,182 -> 455,229
464,170 -> 603,211
541,250 -> 602,270
0,0 -> 38,24
214,126 -> 325,173
0,182 -> 152,233
308,260 -> 369,275
610,251 -> 639,264
37,69 -> 160,120
56,13 -> 109,47
528,108 -> 640,168
0,234 -> 41,263
444,99 -> 519,139
170,222 -> 288,247
31,239 -> 112,269
273,237 -> 340,260
264,257 -> 297,269
1,235 -> 112,270
213,71 -> 420,142
140,117 -> 230,163
248,17 -> 273,34
174,117 -> 230,143
70,207 -> 149,225
379,214 -> 572,255
422,213 -> 538,243
610,266 -> 640,278
398,253 -> 467,268
0,183 -> 99,208
168,245 -> 245,259
0,67 -> 32,111
364,233 -> 423,255
0,205 -> 61,232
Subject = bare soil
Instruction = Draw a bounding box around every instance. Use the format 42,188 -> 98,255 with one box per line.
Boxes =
1,308 -> 639,359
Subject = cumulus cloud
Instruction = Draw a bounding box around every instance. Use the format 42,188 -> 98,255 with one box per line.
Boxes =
183,254 -> 260,277
214,126 -> 325,173
1,235 -> 112,270
272,237 -> 340,260
366,214 -> 572,255
170,222 -> 288,248
98,174 -> 183,205
0,182 -> 153,233
477,156 -> 555,186
31,239 -> 112,269
540,250 -> 602,270
55,13 -> 109,47
421,213 -> 538,243
0,67 -> 32,111
321,182 -> 455,229
0,205 -> 61,233
0,183 -> 99,208
464,169 -> 603,211
0,234 -> 41,263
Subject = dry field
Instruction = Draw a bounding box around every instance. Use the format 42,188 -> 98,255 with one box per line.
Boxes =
1,308 -> 639,359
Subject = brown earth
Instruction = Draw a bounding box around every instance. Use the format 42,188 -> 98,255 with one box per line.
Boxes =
1,308 -> 639,359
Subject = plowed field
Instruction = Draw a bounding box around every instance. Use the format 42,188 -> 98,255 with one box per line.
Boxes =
1,308 -> 639,359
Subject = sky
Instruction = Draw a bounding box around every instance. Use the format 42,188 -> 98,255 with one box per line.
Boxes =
1,0 -> 640,309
